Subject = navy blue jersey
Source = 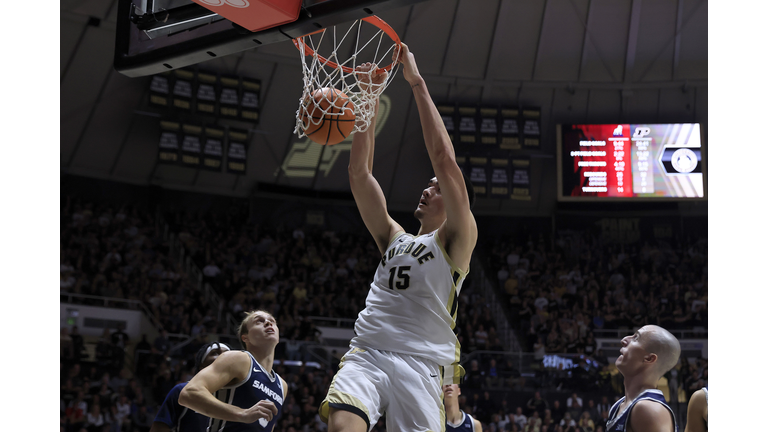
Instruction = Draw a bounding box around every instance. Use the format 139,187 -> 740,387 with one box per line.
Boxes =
154,382 -> 209,432
446,411 -> 475,432
207,352 -> 285,432
606,389 -> 676,432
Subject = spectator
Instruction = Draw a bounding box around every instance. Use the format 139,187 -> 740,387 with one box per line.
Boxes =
84,404 -> 105,432
550,400 -> 565,424
70,326 -> 85,361
526,392 -> 548,417
66,391 -> 88,432
578,411 -> 595,432
512,407 -> 527,430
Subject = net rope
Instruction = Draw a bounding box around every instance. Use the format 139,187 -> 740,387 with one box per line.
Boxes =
294,19 -> 401,138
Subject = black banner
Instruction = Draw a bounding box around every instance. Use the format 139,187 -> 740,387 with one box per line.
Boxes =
458,106 -> 479,145
479,107 -> 500,147
202,126 -> 224,171
227,128 -> 248,174
437,103 -> 457,144
180,123 -> 202,167
219,76 -> 240,119
500,107 -> 521,150
490,158 -> 510,198
172,69 -> 194,111
522,107 -> 541,148
195,71 -> 218,115
149,73 -> 171,107
240,77 -> 261,123
468,156 -> 489,197
158,120 -> 181,164
510,158 -> 532,200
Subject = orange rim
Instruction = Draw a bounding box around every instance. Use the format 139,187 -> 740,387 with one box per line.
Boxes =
292,16 -> 401,74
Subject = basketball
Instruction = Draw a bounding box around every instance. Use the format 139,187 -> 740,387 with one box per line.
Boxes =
301,87 -> 356,145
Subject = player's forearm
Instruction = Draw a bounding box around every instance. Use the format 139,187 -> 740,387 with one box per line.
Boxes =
349,100 -> 379,178
410,77 -> 455,166
179,385 -> 245,423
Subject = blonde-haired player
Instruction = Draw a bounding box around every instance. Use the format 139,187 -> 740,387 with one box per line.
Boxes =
319,42 -> 478,432
180,310 -> 287,431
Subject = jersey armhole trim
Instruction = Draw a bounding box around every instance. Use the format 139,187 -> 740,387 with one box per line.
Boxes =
434,230 -> 469,277
387,230 -> 407,248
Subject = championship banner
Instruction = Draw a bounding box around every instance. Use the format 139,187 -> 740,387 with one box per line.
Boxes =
479,107 -> 500,147
195,71 -> 218,115
172,69 -> 194,111
437,103 -> 457,143
240,77 -> 261,123
468,156 -> 489,197
458,106 -> 479,145
202,126 -> 224,171
158,120 -> 181,164
149,73 -> 171,107
219,76 -> 240,118
522,107 -> 541,148
510,158 -> 532,200
180,123 -> 203,167
500,107 -> 521,150
490,158 -> 510,198
227,128 -> 248,174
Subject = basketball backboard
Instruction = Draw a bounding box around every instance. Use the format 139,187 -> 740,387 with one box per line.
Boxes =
114,0 -> 427,78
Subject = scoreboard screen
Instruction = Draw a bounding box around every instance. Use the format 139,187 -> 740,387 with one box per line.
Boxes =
557,123 -> 705,201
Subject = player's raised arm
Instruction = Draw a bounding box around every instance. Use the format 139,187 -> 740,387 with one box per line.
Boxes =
179,350 -> 277,424
348,63 -> 404,254
396,43 -> 477,267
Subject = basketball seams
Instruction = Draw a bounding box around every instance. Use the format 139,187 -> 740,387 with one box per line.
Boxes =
302,87 -> 355,145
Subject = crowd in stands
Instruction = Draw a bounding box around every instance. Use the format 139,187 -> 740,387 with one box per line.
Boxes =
61,189 -> 707,432
166,209 -> 491,356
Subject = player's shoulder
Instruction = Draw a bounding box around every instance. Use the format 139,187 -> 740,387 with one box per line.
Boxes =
630,399 -> 673,431
213,349 -> 251,370
689,388 -> 707,404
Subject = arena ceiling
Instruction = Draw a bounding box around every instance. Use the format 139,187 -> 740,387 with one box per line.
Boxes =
60,0 -> 707,215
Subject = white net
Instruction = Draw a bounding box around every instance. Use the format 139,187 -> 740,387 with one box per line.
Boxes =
293,17 -> 401,138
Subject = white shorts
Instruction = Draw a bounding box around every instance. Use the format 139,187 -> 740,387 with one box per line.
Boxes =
319,346 -> 445,432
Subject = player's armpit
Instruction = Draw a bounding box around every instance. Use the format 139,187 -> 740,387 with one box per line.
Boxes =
629,400 -> 674,432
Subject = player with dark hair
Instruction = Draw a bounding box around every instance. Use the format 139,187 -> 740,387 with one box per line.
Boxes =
320,42 -> 478,432
150,342 -> 231,432
180,311 -> 287,431
606,325 -> 681,432
684,387 -> 707,432
444,384 -> 482,432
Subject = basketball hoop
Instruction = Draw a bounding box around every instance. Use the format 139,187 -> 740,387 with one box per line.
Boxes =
292,16 -> 401,138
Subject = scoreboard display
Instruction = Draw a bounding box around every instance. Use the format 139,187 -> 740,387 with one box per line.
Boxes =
557,123 -> 705,201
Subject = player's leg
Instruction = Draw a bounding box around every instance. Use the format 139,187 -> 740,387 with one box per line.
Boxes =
320,347 -> 389,432
328,408 -> 369,432
385,353 -> 445,432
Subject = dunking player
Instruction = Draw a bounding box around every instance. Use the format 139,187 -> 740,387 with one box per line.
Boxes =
684,387 -> 707,432
180,311 -> 287,431
319,42 -> 478,432
606,325 -> 681,432
444,384 -> 483,432
151,342 -> 231,432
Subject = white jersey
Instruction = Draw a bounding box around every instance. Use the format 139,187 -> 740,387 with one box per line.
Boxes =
350,230 -> 467,383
